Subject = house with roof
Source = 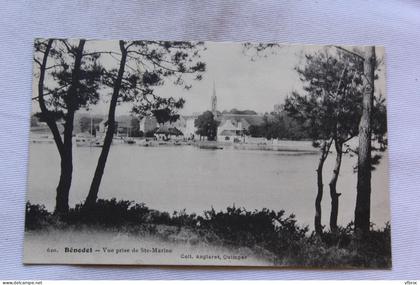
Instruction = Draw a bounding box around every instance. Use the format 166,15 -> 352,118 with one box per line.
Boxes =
183,115 -> 199,139
133,81 -> 267,142
139,116 -> 158,135
154,125 -> 183,140
97,115 -> 137,138
217,119 -> 245,142
216,114 -> 265,142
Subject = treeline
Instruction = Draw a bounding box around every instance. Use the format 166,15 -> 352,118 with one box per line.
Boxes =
248,111 -> 309,140
221,108 -> 258,115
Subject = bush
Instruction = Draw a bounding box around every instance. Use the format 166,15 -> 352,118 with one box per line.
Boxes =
24,200 -> 391,268
294,223 -> 392,268
171,209 -> 199,227
349,223 -> 392,268
25,202 -> 53,230
65,199 -> 150,227
198,206 -> 309,263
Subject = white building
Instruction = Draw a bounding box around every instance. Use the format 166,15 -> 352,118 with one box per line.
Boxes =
183,116 -> 198,139
139,116 -> 158,134
217,119 -> 245,142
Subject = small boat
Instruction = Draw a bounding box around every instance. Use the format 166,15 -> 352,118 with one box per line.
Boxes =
76,116 -> 104,147
124,138 -> 136,144
198,144 -> 223,150
123,127 -> 136,144
76,137 -> 103,147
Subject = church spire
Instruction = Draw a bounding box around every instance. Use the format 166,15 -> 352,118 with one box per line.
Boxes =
211,80 -> 217,117
213,80 -> 216,96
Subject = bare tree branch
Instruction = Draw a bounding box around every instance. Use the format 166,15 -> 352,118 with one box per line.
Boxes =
36,39 -> 65,155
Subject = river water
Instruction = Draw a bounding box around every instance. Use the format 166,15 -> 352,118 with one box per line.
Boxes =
27,142 -> 390,230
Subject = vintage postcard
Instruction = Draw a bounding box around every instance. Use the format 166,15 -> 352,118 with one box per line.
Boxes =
24,39 -> 390,268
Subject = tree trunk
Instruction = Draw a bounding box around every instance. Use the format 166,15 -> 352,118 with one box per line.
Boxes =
54,39 -> 86,215
37,39 -> 64,157
84,41 -> 127,208
329,140 -> 343,232
54,147 -> 73,214
54,110 -> 76,215
354,46 -> 375,234
36,39 -> 85,215
315,139 -> 332,235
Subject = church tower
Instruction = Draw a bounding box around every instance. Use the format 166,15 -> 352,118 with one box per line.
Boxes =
211,80 -> 217,117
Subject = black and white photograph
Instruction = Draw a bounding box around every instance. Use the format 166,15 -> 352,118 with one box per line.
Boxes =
24,39 -> 390,268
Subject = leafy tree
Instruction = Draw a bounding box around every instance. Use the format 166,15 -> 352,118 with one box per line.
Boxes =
84,40 -> 205,209
149,98 -> 185,125
299,48 -> 365,232
247,112 -> 308,140
284,85 -> 336,234
242,42 -> 282,61
224,108 -> 257,115
33,39 -> 103,215
194,111 -> 219,141
285,46 -> 387,233
79,116 -> 91,133
248,124 -> 265,138
276,111 -> 309,140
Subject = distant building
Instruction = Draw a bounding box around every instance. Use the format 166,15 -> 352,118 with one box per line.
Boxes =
154,125 -> 183,140
167,116 -> 186,132
134,81 -> 266,142
115,120 -> 130,137
183,116 -> 198,139
216,114 -> 265,142
98,119 -> 108,134
139,116 -> 158,134
217,119 -> 244,142
97,115 -> 136,138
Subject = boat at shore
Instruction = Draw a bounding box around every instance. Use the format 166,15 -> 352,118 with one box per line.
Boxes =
123,137 -> 136,144
75,136 -> 104,147
75,115 -> 104,147
198,144 -> 223,150
195,141 -> 224,150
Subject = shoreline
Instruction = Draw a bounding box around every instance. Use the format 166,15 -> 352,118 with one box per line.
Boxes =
29,136 -> 319,153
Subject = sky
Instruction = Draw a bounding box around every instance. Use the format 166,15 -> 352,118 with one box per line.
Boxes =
32,41 -> 386,117
166,42 -> 305,115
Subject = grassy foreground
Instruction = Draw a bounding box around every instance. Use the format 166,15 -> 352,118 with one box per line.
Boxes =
25,199 -> 391,268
